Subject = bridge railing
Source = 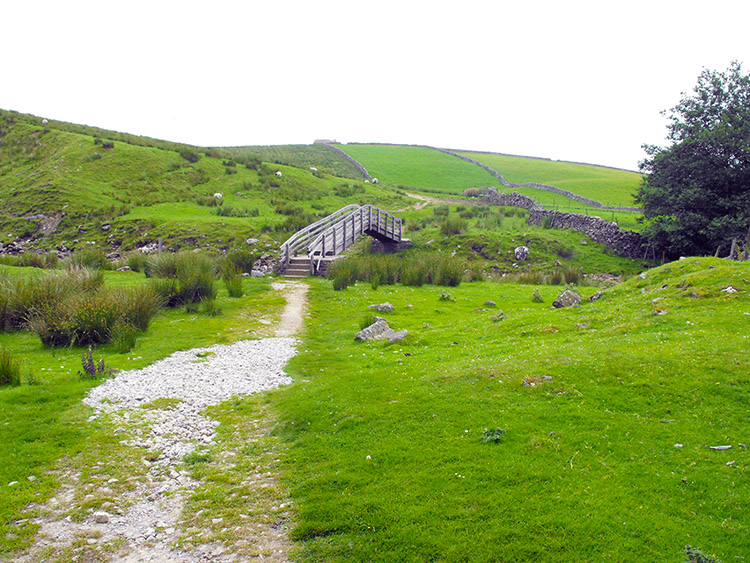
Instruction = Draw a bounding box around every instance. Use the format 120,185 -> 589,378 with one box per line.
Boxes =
279,204 -> 360,272
278,204 -> 402,275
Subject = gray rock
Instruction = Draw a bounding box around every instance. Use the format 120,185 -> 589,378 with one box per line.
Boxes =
589,292 -> 603,302
116,266 -> 132,272
354,319 -> 393,341
246,238 -> 259,245
484,300 -> 496,307
388,330 -> 408,344
514,246 -> 529,261
553,290 -> 582,308
251,269 -> 265,278
94,511 -> 110,524
368,302 -> 394,313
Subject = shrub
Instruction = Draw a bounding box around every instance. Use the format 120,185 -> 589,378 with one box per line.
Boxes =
126,252 -> 148,273
562,265 -> 582,285
223,270 -> 244,298
464,187 -> 483,198
440,216 -> 468,235
0,347 -> 21,386
532,289 -> 544,303
370,275 -> 380,290
67,247 -> 110,270
112,323 -> 138,353
224,248 -> 257,273
433,205 -> 450,217
434,257 -> 463,287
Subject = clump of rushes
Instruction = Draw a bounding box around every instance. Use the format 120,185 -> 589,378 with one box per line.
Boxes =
146,251 -> 217,306
222,267 -> 244,298
0,347 -> 21,386
1,267 -> 161,348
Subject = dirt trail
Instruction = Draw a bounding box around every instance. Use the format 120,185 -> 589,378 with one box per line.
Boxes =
394,192 -> 482,213
14,282 -> 309,563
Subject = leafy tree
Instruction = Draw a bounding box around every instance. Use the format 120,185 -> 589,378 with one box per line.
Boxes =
637,61 -> 750,258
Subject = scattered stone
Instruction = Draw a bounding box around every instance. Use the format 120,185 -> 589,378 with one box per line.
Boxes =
652,310 -> 667,316
246,238 -> 259,245
709,445 -> 732,450
674,443 -> 683,448
580,238 -> 588,245
368,302 -> 395,313
722,286 -> 738,293
553,290 -> 581,308
355,319 -> 392,341
484,300 -> 496,307
27,475 -> 36,482
514,246 -> 529,261
575,324 -> 590,329
652,297 -> 665,306
251,269 -> 265,278
388,330 -> 408,344
94,511 -> 110,524
8,481 -> 18,487
116,266 -> 132,272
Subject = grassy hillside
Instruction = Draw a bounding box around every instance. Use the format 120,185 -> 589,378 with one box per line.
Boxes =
0,109 -> 361,179
459,151 -> 643,208
0,114 -> 408,255
219,144 -> 365,179
334,144 -> 502,193
277,257 -> 750,562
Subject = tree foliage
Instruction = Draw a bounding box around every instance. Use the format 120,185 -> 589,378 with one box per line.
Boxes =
637,61 -> 750,258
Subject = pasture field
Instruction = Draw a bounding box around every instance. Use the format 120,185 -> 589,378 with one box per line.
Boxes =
459,151 -> 643,208
334,144 -> 501,193
275,257 -> 750,562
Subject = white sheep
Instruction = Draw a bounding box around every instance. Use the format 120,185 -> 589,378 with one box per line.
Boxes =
275,171 -> 283,178
309,167 -> 318,172
213,192 -> 223,200
372,178 -> 379,184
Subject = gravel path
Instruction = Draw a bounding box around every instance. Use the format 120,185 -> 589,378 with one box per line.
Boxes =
18,282 -> 308,562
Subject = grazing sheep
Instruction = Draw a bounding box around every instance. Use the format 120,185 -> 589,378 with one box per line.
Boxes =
213,192 -> 223,200
309,167 -> 318,172
372,178 -> 379,184
275,171 -> 283,178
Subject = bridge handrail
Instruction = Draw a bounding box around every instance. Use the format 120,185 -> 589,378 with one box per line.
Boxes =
278,204 -> 402,274
279,204 -> 361,269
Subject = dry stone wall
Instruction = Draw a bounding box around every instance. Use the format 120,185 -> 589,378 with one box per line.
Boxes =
436,148 -> 641,212
323,144 -> 373,181
482,188 -> 646,259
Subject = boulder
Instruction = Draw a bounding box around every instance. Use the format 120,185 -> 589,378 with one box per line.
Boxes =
368,302 -> 394,313
553,290 -> 582,308
484,300 -> 496,307
354,319 -> 393,341
514,246 -> 529,261
251,269 -> 265,278
388,330 -> 408,344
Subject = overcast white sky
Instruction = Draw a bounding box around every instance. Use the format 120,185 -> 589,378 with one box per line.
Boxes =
3,1 -> 749,171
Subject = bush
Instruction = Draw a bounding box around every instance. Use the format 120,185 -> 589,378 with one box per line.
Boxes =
146,252 -> 217,307
178,149 -> 200,163
223,270 -> 244,298
433,205 -> 450,217
464,187 -> 483,198
112,323 -> 138,353
223,248 -> 257,273
126,252 -> 148,273
67,247 -> 111,270
0,348 -> 21,386
532,289 -> 544,303
440,216 -> 468,235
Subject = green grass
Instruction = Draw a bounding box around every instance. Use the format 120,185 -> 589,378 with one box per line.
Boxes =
0,267 -> 285,553
459,151 -> 643,208
334,144 -> 501,193
0,115 -> 410,255
273,258 -> 750,562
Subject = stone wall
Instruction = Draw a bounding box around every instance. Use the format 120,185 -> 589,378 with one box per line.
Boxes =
482,188 -> 646,259
437,148 -> 641,212
323,144 -> 373,181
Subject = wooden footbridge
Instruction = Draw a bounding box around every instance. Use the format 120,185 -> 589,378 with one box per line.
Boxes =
279,204 -> 403,278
